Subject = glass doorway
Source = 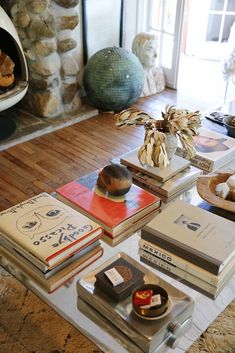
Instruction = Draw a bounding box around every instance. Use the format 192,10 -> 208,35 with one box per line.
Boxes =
145,0 -> 235,106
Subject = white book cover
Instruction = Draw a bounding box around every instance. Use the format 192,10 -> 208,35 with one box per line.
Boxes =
120,148 -> 190,182
176,127 -> 235,172
0,193 -> 102,268
142,200 -> 235,272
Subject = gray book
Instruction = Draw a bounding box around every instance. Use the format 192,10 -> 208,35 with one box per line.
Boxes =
141,199 -> 235,275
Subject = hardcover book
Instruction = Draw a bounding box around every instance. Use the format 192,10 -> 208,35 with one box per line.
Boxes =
0,243 -> 103,293
0,193 -> 102,269
141,200 -> 235,275
176,127 -> 235,172
95,257 -> 145,301
119,148 -> 190,182
139,239 -> 235,286
139,249 -> 233,299
56,170 -> 161,238
127,165 -> 202,197
3,239 -> 101,279
102,208 -> 160,246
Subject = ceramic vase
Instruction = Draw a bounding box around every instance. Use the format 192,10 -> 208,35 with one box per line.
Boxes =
165,133 -> 178,160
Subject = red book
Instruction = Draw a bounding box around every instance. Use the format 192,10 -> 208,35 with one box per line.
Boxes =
56,170 -> 161,238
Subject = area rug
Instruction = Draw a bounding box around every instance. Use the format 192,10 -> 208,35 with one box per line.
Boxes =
0,103 -> 98,151
0,267 -> 234,353
187,299 -> 235,353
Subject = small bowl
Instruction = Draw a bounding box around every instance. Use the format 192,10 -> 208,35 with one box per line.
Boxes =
223,116 -> 235,138
132,284 -> 169,319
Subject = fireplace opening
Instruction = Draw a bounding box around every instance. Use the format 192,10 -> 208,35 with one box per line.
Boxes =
0,6 -> 28,141
0,27 -> 28,99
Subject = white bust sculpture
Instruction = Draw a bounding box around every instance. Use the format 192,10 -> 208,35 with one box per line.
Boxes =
132,32 -> 165,97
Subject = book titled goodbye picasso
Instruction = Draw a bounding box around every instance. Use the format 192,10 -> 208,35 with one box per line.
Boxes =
0,193 -> 102,270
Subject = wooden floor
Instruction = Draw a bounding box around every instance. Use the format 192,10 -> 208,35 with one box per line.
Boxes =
0,89 -> 210,211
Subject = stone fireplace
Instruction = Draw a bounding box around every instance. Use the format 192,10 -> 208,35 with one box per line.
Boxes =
3,0 -> 85,118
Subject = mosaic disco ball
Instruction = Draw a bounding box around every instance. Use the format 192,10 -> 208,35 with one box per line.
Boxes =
83,47 -> 144,111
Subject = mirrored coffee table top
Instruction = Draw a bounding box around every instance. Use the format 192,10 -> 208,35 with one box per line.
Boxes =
1,184 -> 235,353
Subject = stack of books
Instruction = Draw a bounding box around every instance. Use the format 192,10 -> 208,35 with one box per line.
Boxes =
116,148 -> 202,202
55,170 -> 161,246
176,126 -> 235,173
139,200 -> 235,298
0,193 -> 103,293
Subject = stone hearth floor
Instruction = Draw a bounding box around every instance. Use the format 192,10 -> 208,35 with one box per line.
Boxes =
0,103 -> 98,151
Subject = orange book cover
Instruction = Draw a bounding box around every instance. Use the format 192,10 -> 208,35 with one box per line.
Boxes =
56,170 -> 161,235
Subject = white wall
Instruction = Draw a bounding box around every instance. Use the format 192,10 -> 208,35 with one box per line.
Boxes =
122,0 -> 147,51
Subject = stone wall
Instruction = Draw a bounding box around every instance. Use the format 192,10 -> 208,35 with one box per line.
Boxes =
10,0 -> 82,118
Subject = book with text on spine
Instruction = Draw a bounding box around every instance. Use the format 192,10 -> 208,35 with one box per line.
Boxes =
127,165 -> 202,197
141,199 -> 235,275
176,127 -> 235,172
56,170 -> 161,238
139,238 -> 235,286
139,249 -> 233,299
0,243 -> 103,293
0,193 -> 102,269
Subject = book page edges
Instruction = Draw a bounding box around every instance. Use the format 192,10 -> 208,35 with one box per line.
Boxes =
0,244 -> 103,293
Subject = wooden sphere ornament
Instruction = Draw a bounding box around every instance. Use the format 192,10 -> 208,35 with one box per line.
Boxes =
97,164 -> 132,196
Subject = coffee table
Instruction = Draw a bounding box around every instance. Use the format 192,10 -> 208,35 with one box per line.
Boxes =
3,182 -> 233,353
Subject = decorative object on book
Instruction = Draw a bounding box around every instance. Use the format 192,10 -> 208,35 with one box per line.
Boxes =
0,193 -> 103,270
56,170 -> 161,239
132,32 -> 165,96
77,252 -> 194,353
141,199 -> 235,275
132,284 -> 169,319
116,105 -> 201,168
97,164 -> 132,196
197,172 -> 235,212
223,115 -> 235,137
176,127 -> 235,172
95,257 -> 145,301
82,46 -> 144,111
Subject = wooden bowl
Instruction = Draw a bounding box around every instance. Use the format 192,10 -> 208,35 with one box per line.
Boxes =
197,172 -> 235,213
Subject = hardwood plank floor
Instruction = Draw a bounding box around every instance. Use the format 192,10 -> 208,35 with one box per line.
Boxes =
0,89 -> 210,211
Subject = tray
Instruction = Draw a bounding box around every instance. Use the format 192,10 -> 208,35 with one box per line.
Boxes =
77,252 -> 194,353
